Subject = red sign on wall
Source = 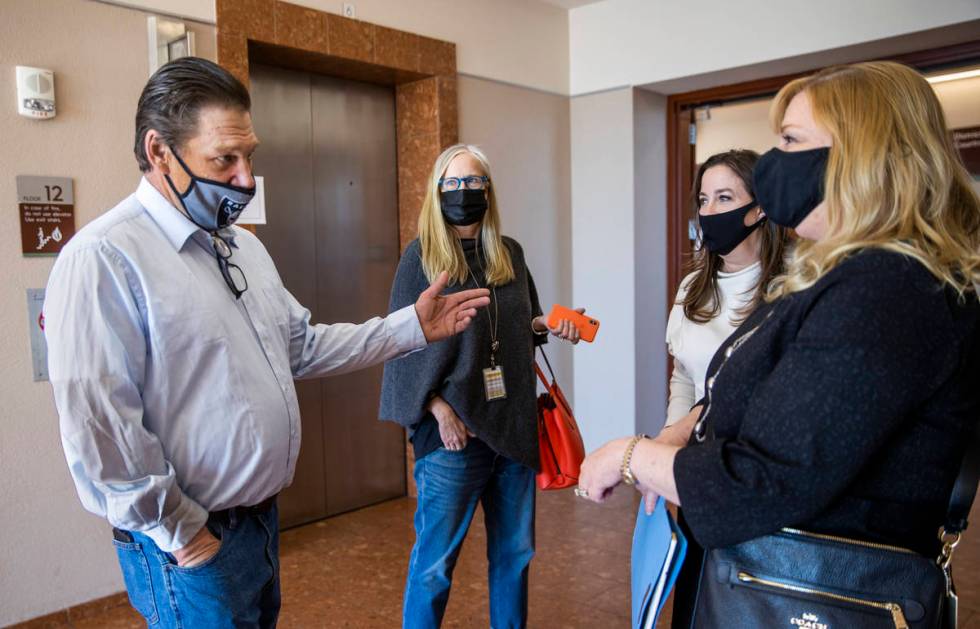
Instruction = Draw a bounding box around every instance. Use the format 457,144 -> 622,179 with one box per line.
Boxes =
17,175 -> 75,256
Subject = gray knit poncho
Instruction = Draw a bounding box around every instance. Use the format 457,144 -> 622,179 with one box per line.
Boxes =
379,236 -> 545,470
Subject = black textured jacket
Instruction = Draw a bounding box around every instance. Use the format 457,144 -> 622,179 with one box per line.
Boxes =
379,236 -> 545,470
674,249 -> 980,557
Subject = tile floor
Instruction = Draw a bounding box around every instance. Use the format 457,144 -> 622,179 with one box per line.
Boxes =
10,490 -> 980,628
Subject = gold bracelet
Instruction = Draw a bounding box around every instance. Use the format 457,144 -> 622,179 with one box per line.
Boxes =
621,434 -> 647,485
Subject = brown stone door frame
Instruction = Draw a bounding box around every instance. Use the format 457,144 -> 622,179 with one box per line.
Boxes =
216,0 -> 458,249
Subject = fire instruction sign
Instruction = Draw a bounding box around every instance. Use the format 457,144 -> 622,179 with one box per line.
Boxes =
18,175 -> 75,256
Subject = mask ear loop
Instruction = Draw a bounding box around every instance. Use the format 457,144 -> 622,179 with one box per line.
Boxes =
163,144 -> 196,202
163,145 -> 215,233
167,145 -> 195,181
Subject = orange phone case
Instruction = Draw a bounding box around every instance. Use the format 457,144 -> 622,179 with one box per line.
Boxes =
546,304 -> 600,343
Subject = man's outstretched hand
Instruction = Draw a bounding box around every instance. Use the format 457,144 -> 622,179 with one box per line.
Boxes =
415,271 -> 491,343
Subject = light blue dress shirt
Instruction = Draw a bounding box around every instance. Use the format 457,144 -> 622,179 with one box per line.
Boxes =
44,178 -> 426,552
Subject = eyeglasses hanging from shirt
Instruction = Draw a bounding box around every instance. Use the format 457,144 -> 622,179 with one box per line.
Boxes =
210,233 -> 249,299
164,146 -> 256,299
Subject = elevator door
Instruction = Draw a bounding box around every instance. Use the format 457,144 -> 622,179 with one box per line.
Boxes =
249,64 -> 405,529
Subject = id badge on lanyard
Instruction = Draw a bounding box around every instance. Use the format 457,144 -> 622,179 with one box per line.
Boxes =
483,365 -> 507,401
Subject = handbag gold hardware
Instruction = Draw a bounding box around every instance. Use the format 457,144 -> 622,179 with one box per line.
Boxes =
781,528 -> 917,555
736,571 -> 908,629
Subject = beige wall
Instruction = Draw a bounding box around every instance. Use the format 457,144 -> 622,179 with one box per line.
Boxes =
99,0 -> 571,95
694,74 -> 980,164
457,76 -> 574,396
0,2 -> 569,624
0,0 -> 216,623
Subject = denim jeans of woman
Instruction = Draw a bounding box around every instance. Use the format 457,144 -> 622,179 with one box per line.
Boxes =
403,438 -> 536,628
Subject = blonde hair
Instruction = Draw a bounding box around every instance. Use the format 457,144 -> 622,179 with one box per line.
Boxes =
766,61 -> 980,300
418,144 -> 515,286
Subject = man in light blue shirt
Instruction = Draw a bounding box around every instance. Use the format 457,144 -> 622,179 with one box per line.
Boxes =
43,57 -> 488,628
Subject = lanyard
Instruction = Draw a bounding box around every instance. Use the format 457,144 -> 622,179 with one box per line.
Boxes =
467,240 -> 500,366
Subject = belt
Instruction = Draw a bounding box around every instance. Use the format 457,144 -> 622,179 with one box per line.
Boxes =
211,493 -> 278,524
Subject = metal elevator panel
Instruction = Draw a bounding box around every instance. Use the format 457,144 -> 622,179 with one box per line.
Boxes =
309,74 -> 406,516
248,64 -> 405,529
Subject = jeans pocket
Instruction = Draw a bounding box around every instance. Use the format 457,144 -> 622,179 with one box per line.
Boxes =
112,538 -> 159,624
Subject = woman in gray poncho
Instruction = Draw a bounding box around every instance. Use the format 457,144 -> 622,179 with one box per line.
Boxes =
380,144 -> 583,628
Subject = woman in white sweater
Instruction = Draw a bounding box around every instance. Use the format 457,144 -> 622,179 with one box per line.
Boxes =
664,149 -> 789,426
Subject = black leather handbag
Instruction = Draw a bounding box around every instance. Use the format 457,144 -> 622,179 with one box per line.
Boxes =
687,320 -> 980,629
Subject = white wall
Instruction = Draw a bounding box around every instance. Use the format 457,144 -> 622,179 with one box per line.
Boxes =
695,98 -> 774,164
99,0 -> 571,94
568,0 -> 980,95
934,74 -> 980,130
570,87 -> 636,450
569,87 -> 671,448
457,75 -> 574,396
632,88 -> 668,437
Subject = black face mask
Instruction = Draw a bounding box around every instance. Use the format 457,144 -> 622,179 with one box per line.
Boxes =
440,189 -> 488,226
753,147 -> 830,228
698,200 -> 766,255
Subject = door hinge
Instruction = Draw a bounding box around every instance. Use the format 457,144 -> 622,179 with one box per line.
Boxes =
688,123 -> 697,145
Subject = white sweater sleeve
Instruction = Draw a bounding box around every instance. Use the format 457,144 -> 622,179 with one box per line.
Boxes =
664,294 -> 696,426
666,358 -> 696,426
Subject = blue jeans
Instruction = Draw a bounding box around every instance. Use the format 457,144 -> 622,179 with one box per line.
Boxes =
404,439 -> 536,629
112,504 -> 280,628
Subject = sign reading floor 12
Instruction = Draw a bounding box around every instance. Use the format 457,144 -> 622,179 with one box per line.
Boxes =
17,175 -> 75,256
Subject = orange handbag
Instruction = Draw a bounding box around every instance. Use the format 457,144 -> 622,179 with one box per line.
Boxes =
535,349 -> 586,490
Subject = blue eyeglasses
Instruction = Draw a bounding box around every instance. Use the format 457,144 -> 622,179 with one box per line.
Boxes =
439,175 -> 489,192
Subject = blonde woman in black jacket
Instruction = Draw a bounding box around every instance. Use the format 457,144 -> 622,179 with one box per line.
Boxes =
578,61 -> 980,625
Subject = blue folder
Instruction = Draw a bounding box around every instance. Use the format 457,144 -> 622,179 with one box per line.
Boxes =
631,497 -> 687,629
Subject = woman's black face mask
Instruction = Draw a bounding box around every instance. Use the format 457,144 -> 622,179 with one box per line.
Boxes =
752,147 -> 830,228
441,189 -> 488,226
698,200 -> 766,255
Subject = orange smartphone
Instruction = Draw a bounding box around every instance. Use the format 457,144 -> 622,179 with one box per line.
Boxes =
546,304 -> 600,343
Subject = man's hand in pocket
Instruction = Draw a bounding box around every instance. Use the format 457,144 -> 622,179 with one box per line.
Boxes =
173,525 -> 221,567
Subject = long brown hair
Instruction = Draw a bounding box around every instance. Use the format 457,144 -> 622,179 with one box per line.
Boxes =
766,62 -> 980,300
681,149 -> 789,324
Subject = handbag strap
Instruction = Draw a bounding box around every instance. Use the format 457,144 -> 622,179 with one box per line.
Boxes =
534,362 -> 550,389
538,346 -> 557,381
535,347 -> 576,418
534,347 -> 557,388
945,418 -> 980,534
